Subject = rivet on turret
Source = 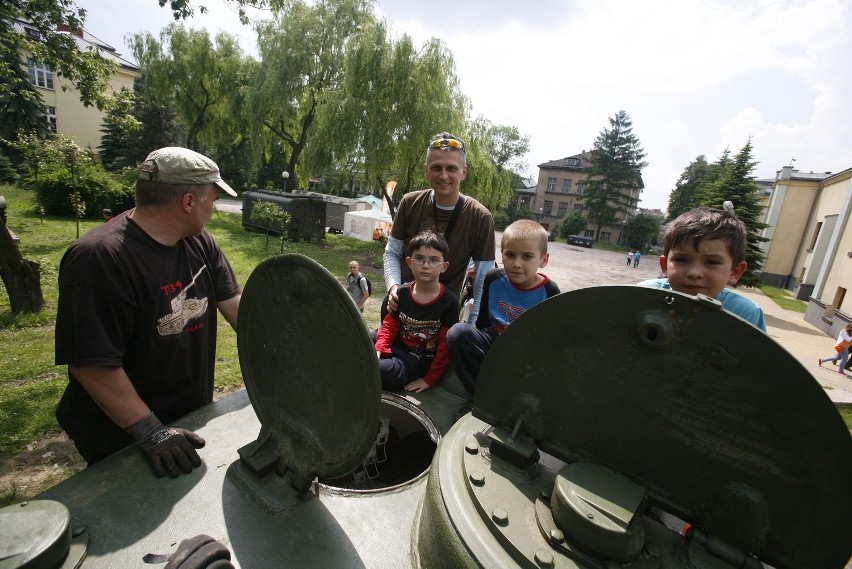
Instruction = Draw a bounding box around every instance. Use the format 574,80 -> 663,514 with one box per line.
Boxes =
491,507 -> 508,525
469,471 -> 485,486
548,529 -> 564,544
586,512 -> 594,519
465,439 -> 479,454
534,548 -> 555,567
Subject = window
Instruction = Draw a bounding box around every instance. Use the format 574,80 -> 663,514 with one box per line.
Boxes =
561,179 -> 572,193
45,106 -> 57,133
583,229 -> 594,238
543,200 -> 553,215
557,202 -> 568,218
600,231 -> 611,242
833,287 -> 847,312
546,177 -> 557,192
807,222 -> 822,252
565,158 -> 579,167
573,203 -> 584,211
577,182 -> 586,195
28,58 -> 54,90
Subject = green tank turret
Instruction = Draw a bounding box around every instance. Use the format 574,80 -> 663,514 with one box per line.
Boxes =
5,254 -> 850,568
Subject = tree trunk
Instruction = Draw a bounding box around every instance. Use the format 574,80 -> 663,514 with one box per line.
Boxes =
0,215 -> 45,313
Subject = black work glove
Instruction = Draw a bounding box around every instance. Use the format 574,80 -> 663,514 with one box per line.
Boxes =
165,535 -> 234,569
124,412 -> 206,478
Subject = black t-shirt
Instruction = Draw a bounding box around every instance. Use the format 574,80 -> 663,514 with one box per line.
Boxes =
54,212 -> 240,461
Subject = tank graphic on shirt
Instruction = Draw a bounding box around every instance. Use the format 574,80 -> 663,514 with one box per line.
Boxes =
157,266 -> 209,337
398,312 -> 440,357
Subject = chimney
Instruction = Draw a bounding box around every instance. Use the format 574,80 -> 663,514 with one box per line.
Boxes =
57,23 -> 83,38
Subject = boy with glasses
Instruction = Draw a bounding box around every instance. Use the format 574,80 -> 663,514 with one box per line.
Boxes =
382,132 -> 495,324
374,231 -> 459,392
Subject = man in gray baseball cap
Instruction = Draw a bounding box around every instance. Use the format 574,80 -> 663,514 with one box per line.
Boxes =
55,147 -> 241,478
140,146 -> 237,197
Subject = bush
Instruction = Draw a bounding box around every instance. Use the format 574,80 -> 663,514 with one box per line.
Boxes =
0,153 -> 18,184
33,162 -> 134,218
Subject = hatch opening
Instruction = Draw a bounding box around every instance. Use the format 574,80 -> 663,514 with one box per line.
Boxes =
318,392 -> 440,492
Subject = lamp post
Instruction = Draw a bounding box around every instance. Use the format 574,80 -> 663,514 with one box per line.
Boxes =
281,171 -> 289,192
537,207 -> 543,224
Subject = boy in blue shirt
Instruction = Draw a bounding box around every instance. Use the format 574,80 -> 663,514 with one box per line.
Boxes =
448,220 -> 560,393
638,207 -> 766,332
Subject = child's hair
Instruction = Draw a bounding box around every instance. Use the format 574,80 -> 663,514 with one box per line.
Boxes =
664,207 -> 746,265
406,230 -> 449,259
502,219 -> 548,255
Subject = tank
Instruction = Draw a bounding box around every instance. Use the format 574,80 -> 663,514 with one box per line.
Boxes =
4,254 -> 851,568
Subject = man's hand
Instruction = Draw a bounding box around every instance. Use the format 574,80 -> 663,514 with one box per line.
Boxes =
124,413 -> 206,478
387,284 -> 400,313
165,534 -> 234,569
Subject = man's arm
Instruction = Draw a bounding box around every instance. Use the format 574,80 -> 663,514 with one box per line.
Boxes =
70,365 -> 206,478
383,236 -> 405,310
217,293 -> 240,331
468,260 -> 493,324
70,365 -> 151,428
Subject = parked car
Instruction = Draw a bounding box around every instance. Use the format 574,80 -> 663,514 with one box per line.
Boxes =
567,234 -> 594,248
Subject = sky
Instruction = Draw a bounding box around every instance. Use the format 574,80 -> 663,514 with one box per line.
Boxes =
74,0 -> 852,211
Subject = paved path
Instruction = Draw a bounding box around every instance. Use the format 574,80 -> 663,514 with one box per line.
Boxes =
513,235 -> 852,404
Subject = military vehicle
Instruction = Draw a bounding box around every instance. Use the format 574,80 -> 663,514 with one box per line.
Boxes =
3,254 -> 851,568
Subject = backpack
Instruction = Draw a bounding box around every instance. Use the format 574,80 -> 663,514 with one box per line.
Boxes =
352,273 -> 371,296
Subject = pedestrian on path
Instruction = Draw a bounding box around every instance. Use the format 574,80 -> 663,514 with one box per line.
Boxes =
632,250 -> 641,268
818,323 -> 852,376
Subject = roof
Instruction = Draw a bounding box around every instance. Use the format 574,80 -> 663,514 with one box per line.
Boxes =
13,19 -> 138,71
537,151 -> 593,170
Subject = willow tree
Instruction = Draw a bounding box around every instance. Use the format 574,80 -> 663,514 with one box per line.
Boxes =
131,26 -> 250,155
252,0 -> 374,190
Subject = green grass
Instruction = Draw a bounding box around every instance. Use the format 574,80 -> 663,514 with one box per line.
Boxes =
840,408 -> 852,432
758,284 -> 808,313
0,184 -> 386,457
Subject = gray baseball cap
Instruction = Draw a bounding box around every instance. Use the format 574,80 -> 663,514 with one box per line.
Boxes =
139,147 -> 237,197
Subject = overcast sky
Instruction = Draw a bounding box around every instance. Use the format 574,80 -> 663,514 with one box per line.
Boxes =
75,0 -> 852,211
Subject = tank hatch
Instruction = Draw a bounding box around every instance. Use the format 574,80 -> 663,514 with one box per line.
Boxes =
233,254 -> 381,505
433,285 -> 851,569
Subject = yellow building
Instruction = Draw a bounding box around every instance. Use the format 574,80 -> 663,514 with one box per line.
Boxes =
14,19 -> 140,154
760,165 -> 852,335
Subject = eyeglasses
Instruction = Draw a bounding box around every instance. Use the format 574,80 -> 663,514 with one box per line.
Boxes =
428,136 -> 466,153
410,255 -> 445,268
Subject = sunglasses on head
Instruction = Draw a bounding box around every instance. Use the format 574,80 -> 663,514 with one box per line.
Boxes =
428,136 -> 466,152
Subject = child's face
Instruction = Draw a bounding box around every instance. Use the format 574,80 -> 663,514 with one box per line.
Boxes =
406,246 -> 448,284
501,237 -> 549,289
660,238 -> 747,299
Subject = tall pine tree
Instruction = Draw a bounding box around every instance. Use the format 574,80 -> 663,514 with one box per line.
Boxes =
584,110 -> 647,241
700,138 -> 767,287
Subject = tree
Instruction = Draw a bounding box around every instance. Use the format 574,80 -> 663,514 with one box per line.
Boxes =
250,200 -> 291,253
131,25 -> 249,154
99,76 -> 178,171
700,138 -> 768,287
1,0 -> 116,109
98,88 -> 141,170
0,42 -> 51,143
583,110 -> 647,241
667,155 -> 710,221
253,0 -> 374,191
626,212 -> 663,250
557,210 -> 588,240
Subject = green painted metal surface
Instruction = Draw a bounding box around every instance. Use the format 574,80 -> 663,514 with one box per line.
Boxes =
29,271 -> 852,568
